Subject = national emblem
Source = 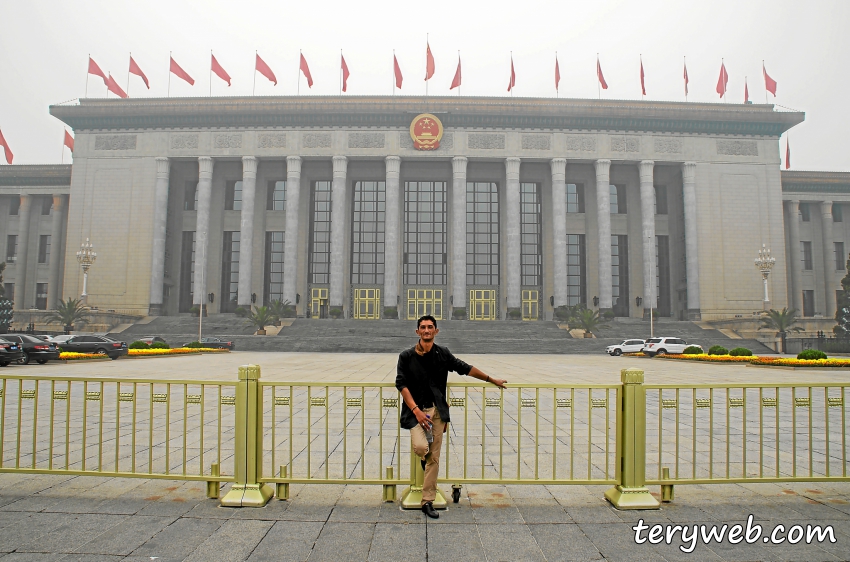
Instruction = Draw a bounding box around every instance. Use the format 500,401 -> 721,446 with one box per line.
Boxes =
410,113 -> 444,151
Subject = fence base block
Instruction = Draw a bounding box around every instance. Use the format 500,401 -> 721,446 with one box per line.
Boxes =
400,486 -> 448,510
220,483 -> 274,508
604,485 -> 660,510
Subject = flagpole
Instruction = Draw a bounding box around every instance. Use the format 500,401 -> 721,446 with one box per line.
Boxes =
61,129 -> 65,165
640,54 -> 644,100
457,50 -> 460,97
339,49 -> 342,96
722,58 -> 726,103
297,50 -> 301,96
555,51 -> 558,98
392,50 -> 395,96
127,52 -> 131,96
597,54 -> 600,100
684,56 -> 688,102
210,50 -> 213,97
425,34 -> 429,97
168,52 -> 172,97
510,51 -> 513,98
763,60 -> 768,104
253,51 -> 257,96
85,54 -> 89,98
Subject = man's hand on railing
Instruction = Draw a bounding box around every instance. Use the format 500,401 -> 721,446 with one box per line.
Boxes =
490,378 -> 508,389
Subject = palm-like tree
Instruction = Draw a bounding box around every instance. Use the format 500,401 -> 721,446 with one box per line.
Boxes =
268,299 -> 294,324
759,307 -> 803,353
576,308 -> 608,337
244,305 -> 275,334
45,298 -> 89,331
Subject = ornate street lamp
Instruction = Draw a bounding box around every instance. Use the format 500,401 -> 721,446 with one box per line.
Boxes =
754,244 -> 776,310
76,238 -> 97,304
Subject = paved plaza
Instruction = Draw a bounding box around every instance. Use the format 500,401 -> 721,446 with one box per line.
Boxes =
1,353 -> 849,561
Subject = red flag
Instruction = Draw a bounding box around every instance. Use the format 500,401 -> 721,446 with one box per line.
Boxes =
211,53 -> 231,86
299,53 -> 313,88
393,54 -> 403,89
106,73 -> 128,98
555,55 -> 561,92
744,79 -> 749,103
596,57 -> 608,90
683,61 -> 689,96
170,56 -> 195,85
450,55 -> 461,90
424,42 -> 435,81
640,58 -> 646,96
341,54 -> 350,92
763,64 -> 777,96
88,57 -> 107,86
128,56 -> 149,89
255,53 -> 277,86
716,62 -> 728,98
507,56 -> 516,92
785,137 -> 791,170
0,129 -> 12,164
64,130 -> 74,152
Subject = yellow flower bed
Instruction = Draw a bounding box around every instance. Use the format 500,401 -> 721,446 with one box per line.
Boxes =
59,352 -> 109,360
656,353 -> 754,363
60,348 -> 229,360
750,356 -> 850,368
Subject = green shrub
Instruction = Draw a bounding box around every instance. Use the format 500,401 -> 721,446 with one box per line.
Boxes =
183,341 -> 204,348
729,347 -> 753,356
452,308 -> 466,320
602,310 -> 615,319
129,341 -> 150,349
190,306 -> 200,316
553,306 -> 571,322
234,307 -> 248,318
683,346 -> 703,355
329,307 -> 343,319
708,345 -> 729,355
383,307 -> 398,319
508,309 -> 522,319
149,341 -> 169,349
797,349 -> 828,360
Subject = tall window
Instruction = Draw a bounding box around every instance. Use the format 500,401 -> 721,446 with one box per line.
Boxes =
351,181 -> 385,285
35,283 -> 48,310
3,284 -> 13,304
566,234 -> 586,306
467,182 -> 499,286
566,184 -> 585,213
520,183 -> 542,287
654,186 -> 668,215
802,290 -> 815,317
267,180 -> 286,211
404,181 -> 447,285
833,203 -> 843,222
9,198 -> 20,216
225,180 -> 243,211
612,235 -> 629,317
5,235 -> 17,262
184,181 -> 198,211
179,231 -> 195,312
610,185 -> 627,214
38,235 -> 51,264
801,241 -> 813,270
309,181 -> 332,284
41,197 -> 53,215
220,231 -> 240,312
264,232 -> 284,304
835,242 -> 846,271
800,203 -> 811,222
656,235 -> 671,316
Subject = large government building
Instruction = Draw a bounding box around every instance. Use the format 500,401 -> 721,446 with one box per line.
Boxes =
1,95 -> 846,325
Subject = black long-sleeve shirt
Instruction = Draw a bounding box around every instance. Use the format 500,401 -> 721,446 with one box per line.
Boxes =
395,343 -> 472,429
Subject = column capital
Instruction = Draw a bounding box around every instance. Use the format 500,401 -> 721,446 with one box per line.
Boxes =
682,161 -> 697,182
385,155 -> 401,177
52,194 -> 67,209
242,156 -> 258,177
286,155 -> 302,175
505,157 -> 521,180
638,160 -> 654,182
332,155 -> 348,178
452,156 -> 468,177
155,157 -> 170,179
550,158 -> 566,181
198,156 -> 213,177
821,200 -> 833,216
786,198 -> 800,206
594,159 -> 611,178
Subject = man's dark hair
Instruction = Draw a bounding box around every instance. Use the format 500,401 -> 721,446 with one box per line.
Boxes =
417,315 -> 437,329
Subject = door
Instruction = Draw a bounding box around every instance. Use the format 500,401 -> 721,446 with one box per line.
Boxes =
521,290 -> 539,321
406,289 -> 443,320
469,289 -> 497,321
353,289 -> 381,319
310,288 -> 329,319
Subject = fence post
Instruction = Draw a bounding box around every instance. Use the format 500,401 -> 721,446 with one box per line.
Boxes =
604,368 -> 660,510
400,450 -> 447,509
220,364 -> 273,507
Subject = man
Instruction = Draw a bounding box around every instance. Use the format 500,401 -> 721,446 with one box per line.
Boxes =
396,315 -> 507,519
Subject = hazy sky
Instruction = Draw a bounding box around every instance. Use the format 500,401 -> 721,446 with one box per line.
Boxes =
1,0 -> 847,171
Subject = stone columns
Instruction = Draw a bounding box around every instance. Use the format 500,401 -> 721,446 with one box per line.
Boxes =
551,158 -> 568,308
148,157 -> 170,314
193,157 -> 213,306
594,159 -> 613,311
47,194 -> 67,310
821,201 -> 835,316
329,156 -> 348,309
786,199 -> 803,313
14,195 -> 32,309
682,162 -> 701,319
384,156 -> 401,310
283,156 -> 302,306
639,160 -> 656,317
237,157 -> 258,307
505,157 -> 522,312
451,157 -> 468,314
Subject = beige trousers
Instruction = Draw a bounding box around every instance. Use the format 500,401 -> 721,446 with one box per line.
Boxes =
409,406 -> 445,505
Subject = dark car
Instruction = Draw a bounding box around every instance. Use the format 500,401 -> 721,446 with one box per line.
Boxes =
135,336 -> 168,346
0,334 -> 61,365
0,337 -> 26,367
183,337 -> 234,350
58,335 -> 129,359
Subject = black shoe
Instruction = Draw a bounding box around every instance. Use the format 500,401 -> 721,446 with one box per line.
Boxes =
422,501 -> 439,519
421,459 -> 426,471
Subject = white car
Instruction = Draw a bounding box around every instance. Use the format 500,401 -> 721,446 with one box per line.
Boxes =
606,339 -> 646,356
641,337 -> 702,357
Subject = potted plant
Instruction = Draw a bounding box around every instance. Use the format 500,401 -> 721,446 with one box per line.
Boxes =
576,308 -> 608,338
269,299 -> 294,325
759,307 -> 803,354
383,307 -> 399,319
45,298 -> 90,332
452,308 -> 466,320
329,307 -> 343,319
244,305 -> 275,335
508,309 -> 522,320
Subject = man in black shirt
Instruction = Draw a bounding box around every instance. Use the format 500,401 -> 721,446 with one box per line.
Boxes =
396,315 -> 507,518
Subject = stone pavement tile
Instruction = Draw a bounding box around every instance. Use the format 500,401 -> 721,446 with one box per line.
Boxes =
40,497 -> 106,514
230,499 -> 292,520
184,498 -> 238,519
513,498 -> 573,524
73,515 -> 176,556
0,512 -> 70,552
695,499 -> 775,523
812,520 -> 850,560
424,502 -> 476,524
55,555 -> 124,561
578,523 -> 668,562
128,516 -> 223,562
476,523 -> 546,561
565,504 -> 623,524
470,504 -> 524,525
426,524 -> 486,561
375,502 -> 424,524
612,504 -> 673,524
778,497 -> 850,521
0,554 -> 65,561
366,522 -> 426,561
276,502 -> 335,522
0,511 -> 30,531
328,504 -> 381,523
245,521 -> 324,562
135,481 -> 207,517
704,538 -> 782,561
15,514 -> 127,554
306,522 -> 375,562
182,519 -> 275,562
505,484 -> 555,499
651,502 -> 716,522
528,523 -> 603,561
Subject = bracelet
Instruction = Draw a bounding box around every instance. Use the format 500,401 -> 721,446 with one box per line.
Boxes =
412,405 -> 419,411
486,375 -> 490,383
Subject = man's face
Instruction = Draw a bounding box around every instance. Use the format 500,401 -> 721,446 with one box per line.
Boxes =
416,321 -> 438,342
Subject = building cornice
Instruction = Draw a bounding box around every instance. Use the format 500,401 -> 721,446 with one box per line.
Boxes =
0,165 -> 72,187
782,170 -> 850,194
49,96 -> 804,137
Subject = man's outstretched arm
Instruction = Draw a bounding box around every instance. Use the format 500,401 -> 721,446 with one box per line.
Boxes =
467,366 -> 507,388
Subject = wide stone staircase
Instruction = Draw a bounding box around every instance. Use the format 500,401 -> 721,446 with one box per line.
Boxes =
113,314 -> 775,355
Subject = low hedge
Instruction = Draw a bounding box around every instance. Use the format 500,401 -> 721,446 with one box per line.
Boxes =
682,346 -> 703,355
797,349 -> 828,360
729,347 -> 753,356
708,345 -> 729,355
129,341 -> 150,349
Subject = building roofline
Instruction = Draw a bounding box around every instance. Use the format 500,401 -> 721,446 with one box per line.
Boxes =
781,170 -> 850,194
0,164 -> 72,187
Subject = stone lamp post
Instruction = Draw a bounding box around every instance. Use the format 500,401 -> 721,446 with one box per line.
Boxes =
76,238 -> 97,304
754,244 -> 776,310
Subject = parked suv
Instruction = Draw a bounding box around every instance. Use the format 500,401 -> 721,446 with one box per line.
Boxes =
605,339 -> 646,356
58,335 -> 129,359
0,337 -> 26,367
0,334 -> 61,365
641,337 -> 702,357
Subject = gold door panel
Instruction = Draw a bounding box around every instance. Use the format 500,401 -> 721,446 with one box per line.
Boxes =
522,289 -> 539,321
353,288 -> 381,319
310,288 -> 329,319
406,289 -> 443,320
469,289 -> 497,321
